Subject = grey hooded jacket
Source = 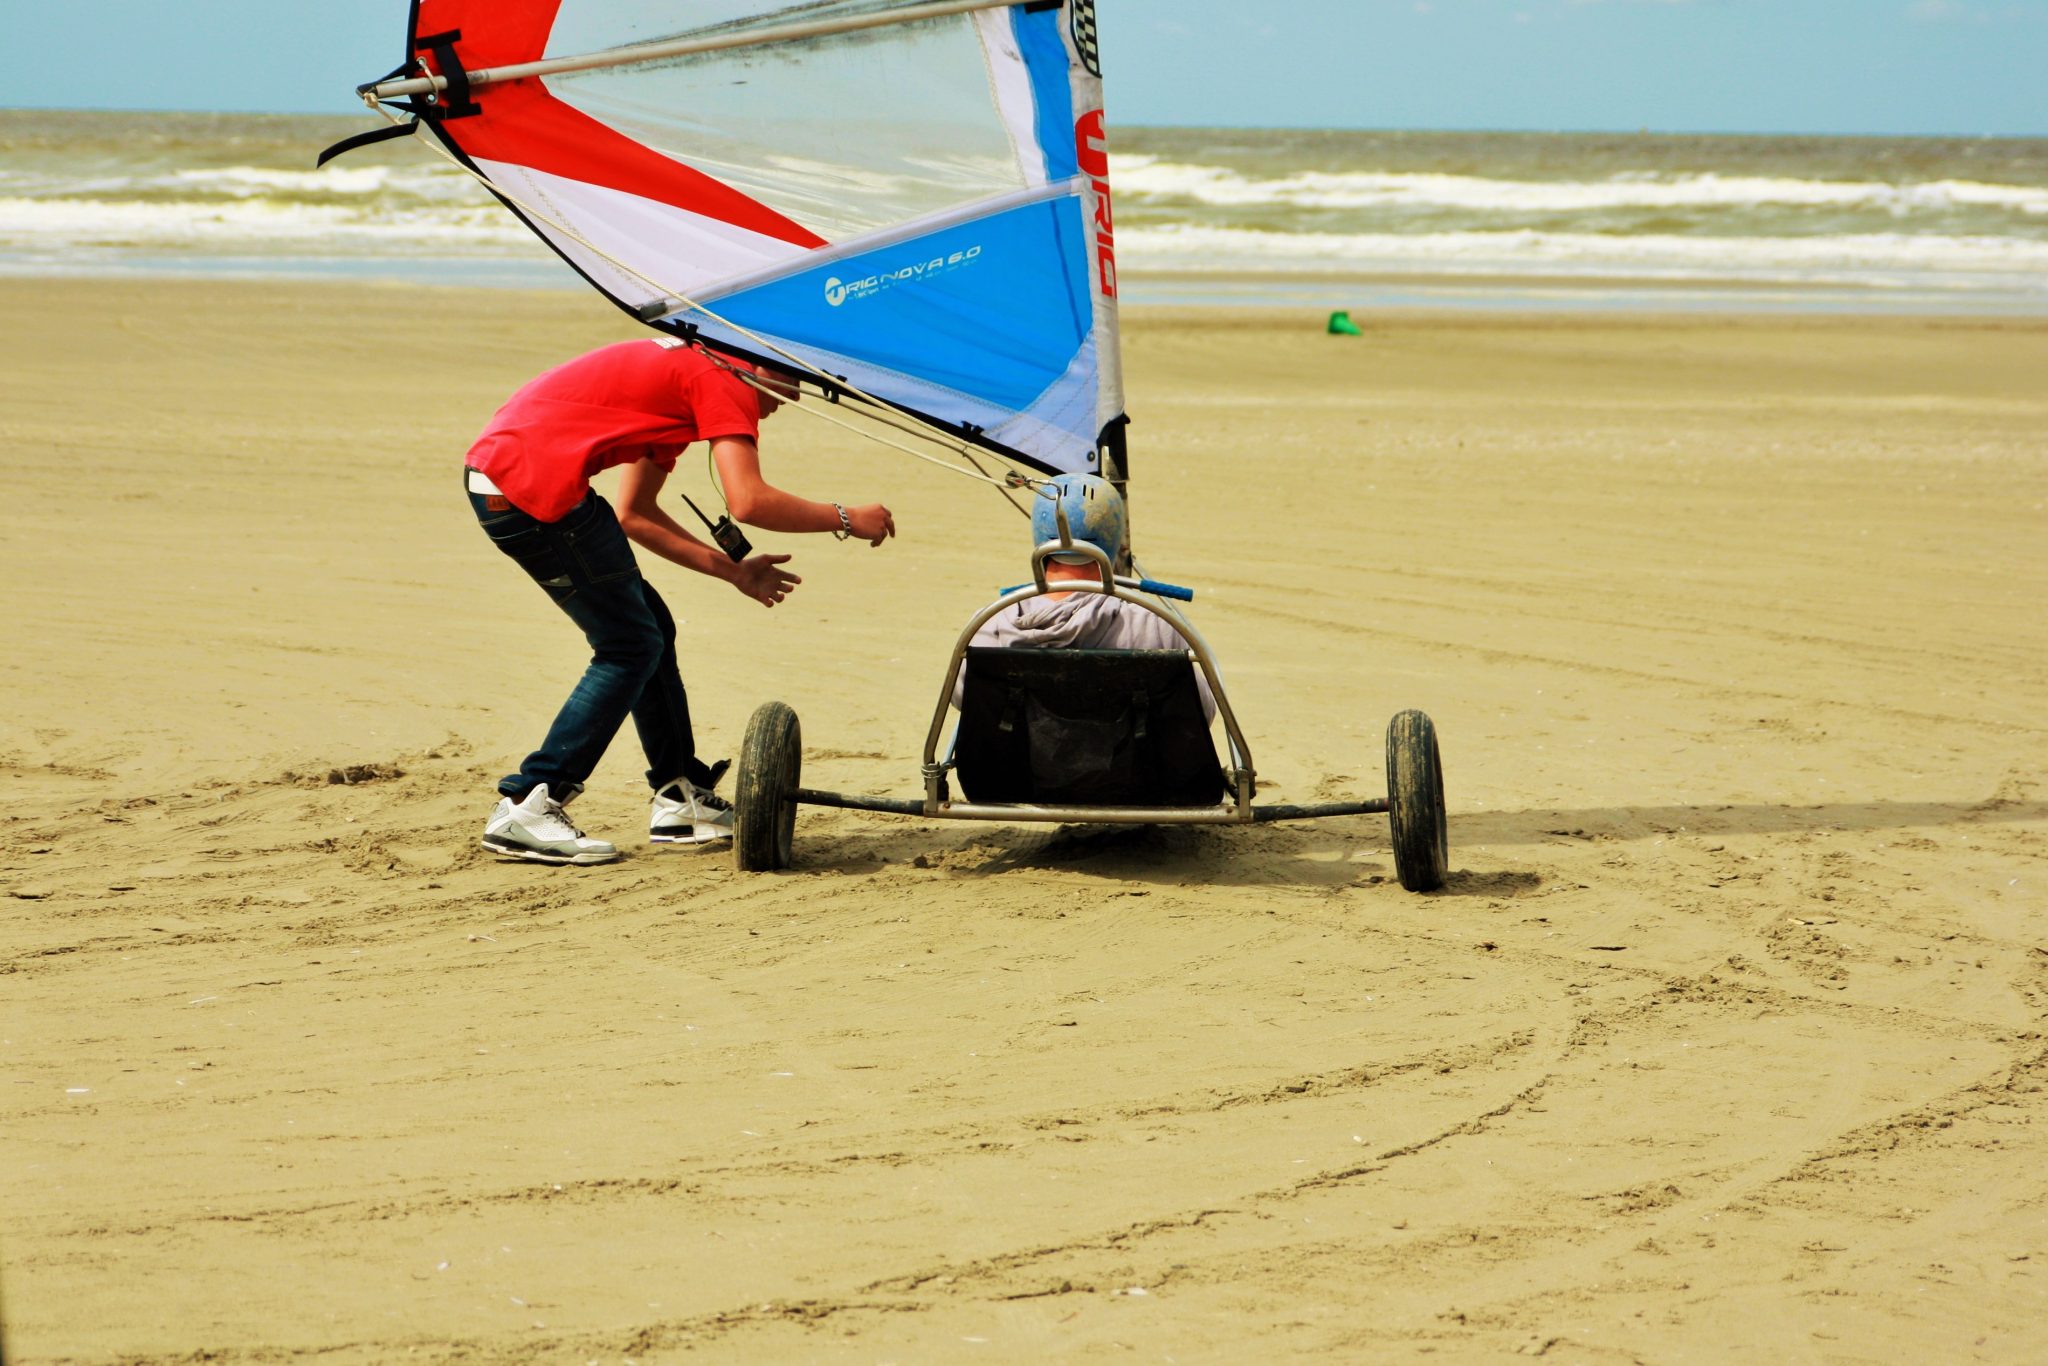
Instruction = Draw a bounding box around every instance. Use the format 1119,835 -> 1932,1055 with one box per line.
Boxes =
950,592 -> 1217,721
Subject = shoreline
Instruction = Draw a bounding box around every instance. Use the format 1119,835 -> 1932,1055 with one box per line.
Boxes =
6,256 -> 2046,316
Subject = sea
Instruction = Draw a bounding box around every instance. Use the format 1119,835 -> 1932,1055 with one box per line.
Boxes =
4,109 -> 2046,312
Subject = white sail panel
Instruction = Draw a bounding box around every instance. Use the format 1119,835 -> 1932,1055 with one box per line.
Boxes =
473,157 -> 809,310
544,18 -> 1032,244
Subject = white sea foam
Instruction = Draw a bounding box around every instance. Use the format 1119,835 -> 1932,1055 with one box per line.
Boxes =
171,165 -> 400,195
1118,224 -> 2048,288
170,163 -> 488,203
1109,156 -> 2048,217
0,196 -> 535,249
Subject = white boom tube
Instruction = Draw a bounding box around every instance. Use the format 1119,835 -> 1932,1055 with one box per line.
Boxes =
370,0 -> 1028,100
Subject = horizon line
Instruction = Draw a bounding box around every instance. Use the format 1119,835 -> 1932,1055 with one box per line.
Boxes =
2,104 -> 2044,143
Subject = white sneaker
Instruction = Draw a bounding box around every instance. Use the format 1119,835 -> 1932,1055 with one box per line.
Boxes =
482,784 -> 620,865
650,776 -> 735,845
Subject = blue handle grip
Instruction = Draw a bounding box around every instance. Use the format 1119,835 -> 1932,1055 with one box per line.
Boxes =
998,577 -> 1196,602
1136,578 -> 1195,602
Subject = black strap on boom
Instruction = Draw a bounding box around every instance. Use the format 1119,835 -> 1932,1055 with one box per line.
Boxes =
413,29 -> 483,119
319,29 -> 481,167
316,120 -> 419,168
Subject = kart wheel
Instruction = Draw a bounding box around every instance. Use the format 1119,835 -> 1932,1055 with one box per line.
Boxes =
1385,709 -> 1448,892
734,701 -> 800,872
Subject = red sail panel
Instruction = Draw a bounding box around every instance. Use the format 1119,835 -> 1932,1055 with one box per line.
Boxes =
416,0 -> 561,68
415,0 -> 826,248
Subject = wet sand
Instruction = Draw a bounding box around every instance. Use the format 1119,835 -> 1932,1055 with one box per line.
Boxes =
3,278 -> 2046,1362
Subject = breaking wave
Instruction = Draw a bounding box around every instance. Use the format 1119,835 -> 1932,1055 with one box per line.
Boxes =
1111,156 -> 2048,219
0,194 -> 536,250
1118,224 -> 2048,292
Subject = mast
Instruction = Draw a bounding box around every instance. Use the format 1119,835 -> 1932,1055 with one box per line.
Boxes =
1098,419 -> 1131,570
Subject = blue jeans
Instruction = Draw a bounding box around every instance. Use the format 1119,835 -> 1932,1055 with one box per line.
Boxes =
468,475 -> 716,802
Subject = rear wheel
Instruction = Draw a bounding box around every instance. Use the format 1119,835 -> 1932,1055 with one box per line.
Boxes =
1385,709 -> 1448,892
734,701 -> 801,872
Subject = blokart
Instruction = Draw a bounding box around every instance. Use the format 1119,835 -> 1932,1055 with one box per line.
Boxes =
730,512 -> 1450,892
330,2 -> 1449,891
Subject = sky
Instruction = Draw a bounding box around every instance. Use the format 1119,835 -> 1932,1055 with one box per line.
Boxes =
0,0 -> 2043,136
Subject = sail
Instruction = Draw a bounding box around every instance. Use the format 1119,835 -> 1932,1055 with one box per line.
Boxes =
372,0 -> 1123,477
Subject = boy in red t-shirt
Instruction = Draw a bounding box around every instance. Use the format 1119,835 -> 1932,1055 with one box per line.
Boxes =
464,337 -> 895,865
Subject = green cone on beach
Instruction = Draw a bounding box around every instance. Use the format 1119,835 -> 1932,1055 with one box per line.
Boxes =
1327,310 -> 1363,336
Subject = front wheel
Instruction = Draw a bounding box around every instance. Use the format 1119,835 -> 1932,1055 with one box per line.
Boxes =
1385,709 -> 1448,892
734,701 -> 801,872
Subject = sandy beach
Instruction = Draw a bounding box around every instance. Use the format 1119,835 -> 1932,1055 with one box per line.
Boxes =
3,277 -> 2046,1362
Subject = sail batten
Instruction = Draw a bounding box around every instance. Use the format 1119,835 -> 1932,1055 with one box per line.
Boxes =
361,0 -> 1121,476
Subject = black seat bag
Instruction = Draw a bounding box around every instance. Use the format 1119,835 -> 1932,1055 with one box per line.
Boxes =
955,647 -> 1224,806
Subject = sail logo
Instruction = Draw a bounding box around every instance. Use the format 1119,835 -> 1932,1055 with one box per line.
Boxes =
1075,110 -> 1117,299
1071,0 -> 1101,77
823,245 -> 983,307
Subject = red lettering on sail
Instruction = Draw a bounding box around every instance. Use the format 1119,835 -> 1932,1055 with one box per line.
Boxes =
1075,109 -> 1117,299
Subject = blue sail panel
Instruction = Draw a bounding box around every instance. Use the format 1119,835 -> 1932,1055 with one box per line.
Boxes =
1013,6 -> 1079,183
681,194 -> 1102,469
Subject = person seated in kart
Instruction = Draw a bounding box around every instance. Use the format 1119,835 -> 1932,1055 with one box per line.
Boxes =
950,473 -> 1215,721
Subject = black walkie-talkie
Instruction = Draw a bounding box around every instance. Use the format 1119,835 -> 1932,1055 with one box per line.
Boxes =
678,491 -> 752,563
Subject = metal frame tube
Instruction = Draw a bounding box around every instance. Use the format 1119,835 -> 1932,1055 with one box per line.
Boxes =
930,802 -> 1247,826
1251,800 -> 1390,823
792,787 -> 926,816
788,788 -> 1388,828
369,0 -> 1029,101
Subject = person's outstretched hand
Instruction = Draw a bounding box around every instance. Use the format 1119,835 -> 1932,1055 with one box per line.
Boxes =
734,552 -> 800,607
848,503 -> 895,547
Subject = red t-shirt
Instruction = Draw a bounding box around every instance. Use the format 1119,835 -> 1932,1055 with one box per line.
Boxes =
466,339 -> 760,522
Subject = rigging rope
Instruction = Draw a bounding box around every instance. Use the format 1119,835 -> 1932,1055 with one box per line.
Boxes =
724,368 -> 1040,518
729,368 -> 1031,497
